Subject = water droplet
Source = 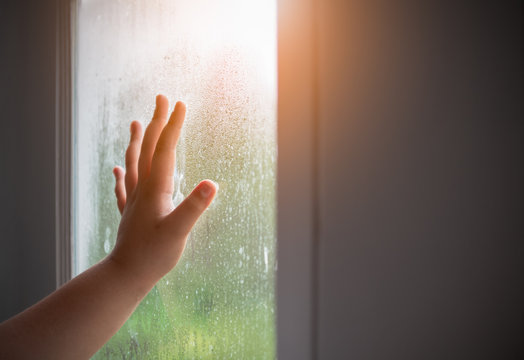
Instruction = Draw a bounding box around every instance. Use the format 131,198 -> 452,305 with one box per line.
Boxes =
264,246 -> 269,272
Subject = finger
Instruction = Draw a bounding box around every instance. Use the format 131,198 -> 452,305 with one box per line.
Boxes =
125,121 -> 143,196
113,166 -> 127,214
138,94 -> 169,181
148,101 -> 186,195
162,180 -> 217,238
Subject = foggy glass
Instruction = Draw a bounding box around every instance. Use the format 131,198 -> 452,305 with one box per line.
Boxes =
73,0 -> 276,358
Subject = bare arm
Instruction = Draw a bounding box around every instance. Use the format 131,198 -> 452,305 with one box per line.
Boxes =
0,95 -> 217,359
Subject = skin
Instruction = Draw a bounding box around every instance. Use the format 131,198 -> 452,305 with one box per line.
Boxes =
0,95 -> 217,359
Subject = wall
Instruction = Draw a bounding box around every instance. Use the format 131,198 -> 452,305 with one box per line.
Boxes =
316,1 -> 523,358
0,0 -> 57,321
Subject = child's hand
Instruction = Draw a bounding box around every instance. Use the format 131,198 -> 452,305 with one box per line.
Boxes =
110,95 -> 217,290
0,94 -> 217,359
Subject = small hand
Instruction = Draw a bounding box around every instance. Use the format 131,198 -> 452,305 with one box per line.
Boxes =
111,95 -> 217,289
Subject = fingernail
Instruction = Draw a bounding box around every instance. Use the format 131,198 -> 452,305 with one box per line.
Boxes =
200,181 -> 217,198
200,183 -> 212,198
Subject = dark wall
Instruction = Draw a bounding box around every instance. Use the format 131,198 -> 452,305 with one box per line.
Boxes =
317,1 -> 523,359
0,0 -> 57,321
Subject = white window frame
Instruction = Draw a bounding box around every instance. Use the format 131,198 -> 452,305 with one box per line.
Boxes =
276,0 -> 318,358
55,0 -> 319,358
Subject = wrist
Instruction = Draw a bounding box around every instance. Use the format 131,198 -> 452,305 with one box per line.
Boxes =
103,255 -> 156,300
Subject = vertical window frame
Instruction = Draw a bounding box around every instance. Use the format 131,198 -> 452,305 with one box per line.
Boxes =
55,0 -> 75,288
277,0 -> 318,359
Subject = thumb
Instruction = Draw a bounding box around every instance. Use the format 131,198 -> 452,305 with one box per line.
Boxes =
163,180 -> 218,237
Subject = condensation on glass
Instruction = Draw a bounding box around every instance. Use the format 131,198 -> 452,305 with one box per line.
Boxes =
73,0 -> 276,358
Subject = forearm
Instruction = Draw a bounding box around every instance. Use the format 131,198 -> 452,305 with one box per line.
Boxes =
0,257 -> 153,360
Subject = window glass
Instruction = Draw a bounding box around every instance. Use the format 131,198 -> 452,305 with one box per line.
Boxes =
73,0 -> 276,358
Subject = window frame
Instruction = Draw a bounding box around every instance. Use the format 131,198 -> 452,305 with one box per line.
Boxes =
55,0 -> 319,358
276,0 -> 318,358
55,0 -> 75,288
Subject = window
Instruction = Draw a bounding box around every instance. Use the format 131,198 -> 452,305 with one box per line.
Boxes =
73,0 -> 276,358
